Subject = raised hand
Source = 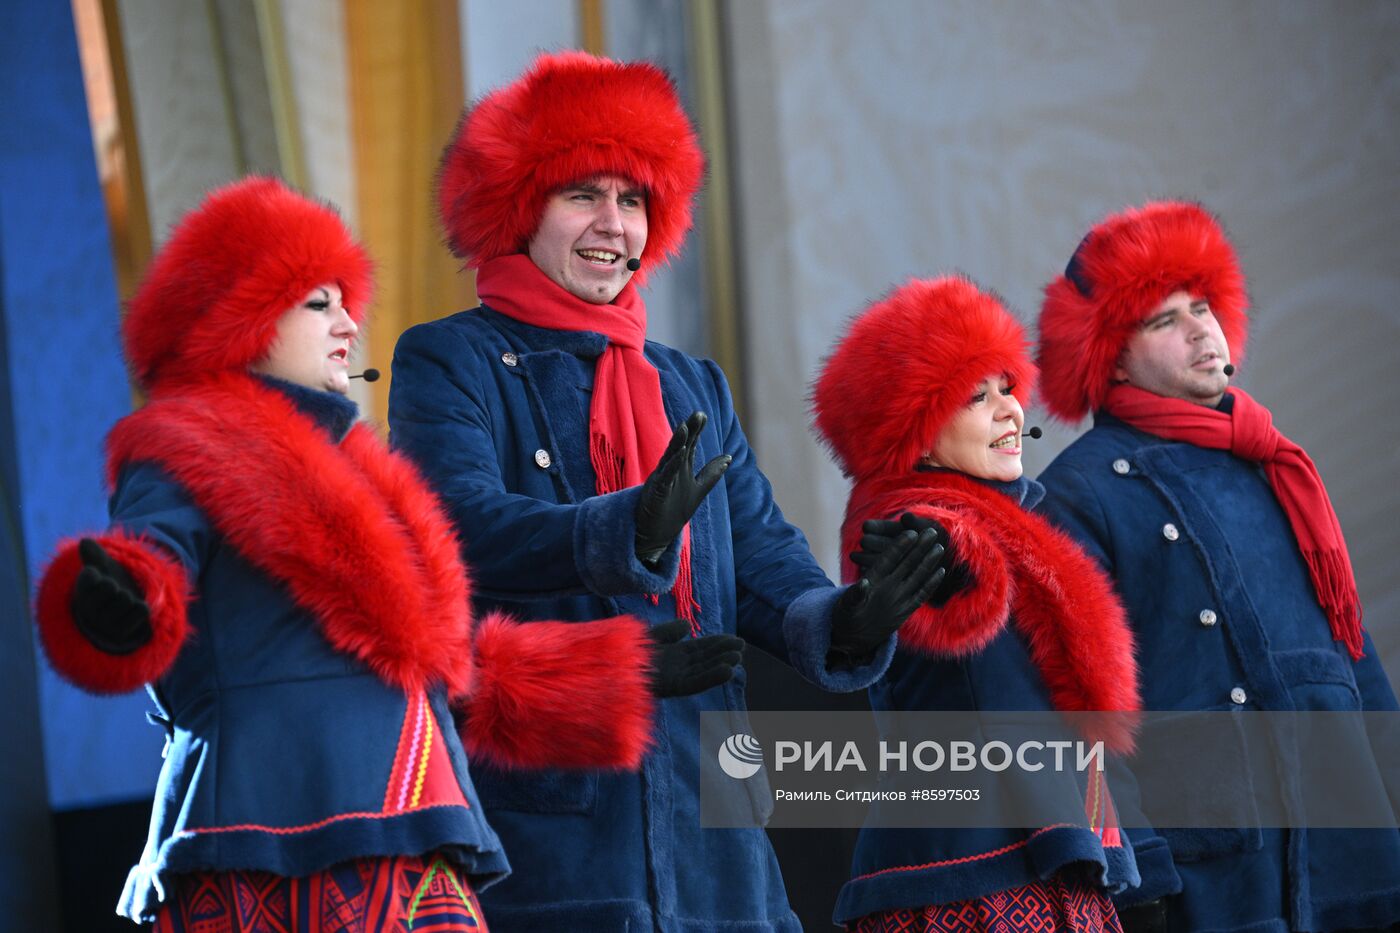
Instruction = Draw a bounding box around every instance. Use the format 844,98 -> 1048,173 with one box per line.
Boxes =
851,512 -> 968,607
829,525 -> 947,665
635,411 -> 731,564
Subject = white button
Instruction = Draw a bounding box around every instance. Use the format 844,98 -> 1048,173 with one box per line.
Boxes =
534,449 -> 552,469
1162,523 -> 1179,541
1230,687 -> 1247,705
501,352 -> 518,367
1199,609 -> 1218,627
1112,458 -> 1131,475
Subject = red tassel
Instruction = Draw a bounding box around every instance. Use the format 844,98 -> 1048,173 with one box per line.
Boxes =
590,431 -> 626,495
674,537 -> 700,634
1305,548 -> 1365,661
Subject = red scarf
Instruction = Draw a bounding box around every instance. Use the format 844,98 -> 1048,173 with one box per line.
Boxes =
1105,383 -> 1364,660
476,254 -> 698,627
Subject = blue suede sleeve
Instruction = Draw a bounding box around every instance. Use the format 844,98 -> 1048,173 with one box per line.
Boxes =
702,360 -> 892,690
389,321 -> 679,600
109,462 -> 211,577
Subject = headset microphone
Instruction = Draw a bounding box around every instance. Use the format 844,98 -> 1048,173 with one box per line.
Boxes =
350,368 -> 380,382
626,257 -> 641,272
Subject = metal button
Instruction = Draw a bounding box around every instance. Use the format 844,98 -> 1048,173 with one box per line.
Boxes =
1230,687 -> 1247,705
1199,609 -> 1218,627
501,351 -> 518,367
1112,458 -> 1131,475
534,449 -> 552,469
1162,523 -> 1180,542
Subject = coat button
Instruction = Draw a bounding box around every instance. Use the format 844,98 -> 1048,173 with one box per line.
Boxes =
534,449 -> 552,469
501,351 -> 518,367
1199,609 -> 1218,627
1162,523 -> 1179,541
1230,687 -> 1247,705
1112,458 -> 1131,475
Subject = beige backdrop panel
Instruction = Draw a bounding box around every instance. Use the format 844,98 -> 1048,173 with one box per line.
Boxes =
726,0 -> 1400,673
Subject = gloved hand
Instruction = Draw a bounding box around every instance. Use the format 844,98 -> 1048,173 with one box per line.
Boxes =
829,526 -> 947,666
70,537 -> 153,654
635,411 -> 732,564
1116,898 -> 1167,933
851,512 -> 969,607
647,619 -> 745,697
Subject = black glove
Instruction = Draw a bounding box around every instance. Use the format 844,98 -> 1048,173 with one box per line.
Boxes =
852,513 -> 969,607
635,411 -> 732,564
647,619 -> 745,697
1117,898 -> 1168,933
70,537 -> 153,655
829,526 -> 947,666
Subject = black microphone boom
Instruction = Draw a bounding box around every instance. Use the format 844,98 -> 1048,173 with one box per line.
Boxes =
626,257 -> 641,272
350,368 -> 381,382
1222,363 -> 1235,377
1024,426 -> 1043,440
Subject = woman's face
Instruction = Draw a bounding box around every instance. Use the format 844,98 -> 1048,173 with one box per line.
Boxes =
925,374 -> 1025,482
251,284 -> 357,394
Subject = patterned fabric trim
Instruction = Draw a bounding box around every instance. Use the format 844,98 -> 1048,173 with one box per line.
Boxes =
151,852 -> 488,932
849,875 -> 1123,933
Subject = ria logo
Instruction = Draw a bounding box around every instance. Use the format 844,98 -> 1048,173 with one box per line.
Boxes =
718,733 -> 764,779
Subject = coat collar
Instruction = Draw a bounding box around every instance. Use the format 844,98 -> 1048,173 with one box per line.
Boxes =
255,374 -> 358,440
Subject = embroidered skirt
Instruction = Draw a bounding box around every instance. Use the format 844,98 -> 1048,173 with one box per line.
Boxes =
151,853 -> 488,932
849,876 -> 1122,933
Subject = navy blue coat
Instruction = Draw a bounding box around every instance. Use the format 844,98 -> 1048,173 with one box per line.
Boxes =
833,477 -> 1144,923
1038,410 -> 1400,932
389,306 -> 892,932
102,386 -> 507,923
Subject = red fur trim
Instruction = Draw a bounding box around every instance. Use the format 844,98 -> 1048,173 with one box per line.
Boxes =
845,472 -> 1141,752
1037,201 -> 1249,422
461,613 -> 655,770
104,373 -> 473,696
125,177 -> 373,390
840,499 -> 1011,656
34,531 -> 190,694
437,51 -> 704,284
813,276 -> 1036,481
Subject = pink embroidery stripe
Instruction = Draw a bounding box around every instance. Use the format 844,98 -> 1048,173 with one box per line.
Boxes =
175,802 -> 470,838
850,824 -> 1074,882
397,695 -> 426,811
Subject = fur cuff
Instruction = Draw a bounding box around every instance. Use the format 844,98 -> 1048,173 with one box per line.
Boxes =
897,506 -> 1011,657
783,585 -> 895,692
461,612 -> 655,769
573,486 -> 682,597
34,531 -> 191,694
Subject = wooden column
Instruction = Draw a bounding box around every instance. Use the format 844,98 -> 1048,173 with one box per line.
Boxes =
344,0 -> 476,424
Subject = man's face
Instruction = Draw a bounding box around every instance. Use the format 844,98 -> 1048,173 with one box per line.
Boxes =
527,175 -> 648,304
1113,289 -> 1231,406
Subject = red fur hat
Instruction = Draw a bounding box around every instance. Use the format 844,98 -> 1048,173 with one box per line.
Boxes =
1037,200 -> 1249,422
436,50 -> 705,283
813,276 -> 1036,481
124,176 -> 373,391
